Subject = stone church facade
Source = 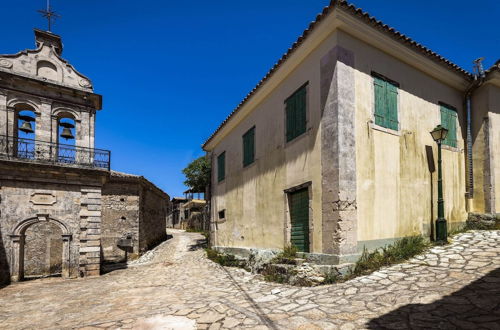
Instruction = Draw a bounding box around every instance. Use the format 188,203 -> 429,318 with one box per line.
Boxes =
0,29 -> 169,285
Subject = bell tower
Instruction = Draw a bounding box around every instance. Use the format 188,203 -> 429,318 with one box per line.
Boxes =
0,27 -> 110,285
0,29 -> 107,168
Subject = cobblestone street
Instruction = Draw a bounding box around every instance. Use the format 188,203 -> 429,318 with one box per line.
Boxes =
0,230 -> 499,330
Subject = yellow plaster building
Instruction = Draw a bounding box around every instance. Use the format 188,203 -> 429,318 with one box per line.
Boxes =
202,1 -> 500,264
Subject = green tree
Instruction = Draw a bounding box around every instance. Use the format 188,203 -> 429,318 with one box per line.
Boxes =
182,156 -> 211,194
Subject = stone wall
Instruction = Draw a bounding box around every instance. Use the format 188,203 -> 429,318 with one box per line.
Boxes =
101,181 -> 140,261
0,160 -> 106,284
101,172 -> 169,262
139,186 -> 168,252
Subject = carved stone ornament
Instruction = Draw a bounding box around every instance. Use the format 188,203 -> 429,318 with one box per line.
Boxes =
79,78 -> 92,88
0,59 -> 13,69
30,193 -> 57,206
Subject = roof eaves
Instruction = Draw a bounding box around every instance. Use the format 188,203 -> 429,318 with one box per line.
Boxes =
485,60 -> 500,75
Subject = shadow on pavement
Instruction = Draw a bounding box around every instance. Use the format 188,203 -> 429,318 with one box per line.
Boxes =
102,234 -> 175,275
219,265 -> 278,330
188,238 -> 207,251
366,267 -> 500,329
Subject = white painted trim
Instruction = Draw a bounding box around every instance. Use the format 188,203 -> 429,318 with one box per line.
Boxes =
370,122 -> 401,137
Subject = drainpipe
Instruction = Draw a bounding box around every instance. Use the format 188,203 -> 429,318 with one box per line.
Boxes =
464,58 -> 485,211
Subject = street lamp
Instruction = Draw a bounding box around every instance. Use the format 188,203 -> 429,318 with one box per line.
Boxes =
430,125 -> 449,243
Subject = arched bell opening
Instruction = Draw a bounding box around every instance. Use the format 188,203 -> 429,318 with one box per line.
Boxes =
57,115 -> 76,164
14,106 -> 37,159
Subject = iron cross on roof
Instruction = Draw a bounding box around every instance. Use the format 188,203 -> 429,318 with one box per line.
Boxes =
37,0 -> 60,32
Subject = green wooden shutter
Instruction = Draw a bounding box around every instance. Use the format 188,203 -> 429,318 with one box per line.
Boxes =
217,152 -> 225,182
286,98 -> 294,142
449,111 -> 457,147
296,87 -> 306,136
386,82 -> 399,131
290,188 -> 310,253
374,77 -> 387,127
249,127 -> 255,163
286,85 -> 307,142
243,127 -> 255,167
440,105 -> 457,147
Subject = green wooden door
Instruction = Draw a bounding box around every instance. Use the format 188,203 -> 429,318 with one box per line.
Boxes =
289,188 -> 310,252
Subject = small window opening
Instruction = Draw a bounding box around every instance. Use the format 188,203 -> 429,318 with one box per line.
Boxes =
218,209 -> 226,219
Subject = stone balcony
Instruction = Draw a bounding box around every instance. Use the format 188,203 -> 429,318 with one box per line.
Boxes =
0,135 -> 110,170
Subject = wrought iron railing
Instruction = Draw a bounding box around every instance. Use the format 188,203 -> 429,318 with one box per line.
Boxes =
0,135 -> 110,170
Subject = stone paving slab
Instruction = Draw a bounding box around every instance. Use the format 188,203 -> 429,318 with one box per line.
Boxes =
0,230 -> 499,329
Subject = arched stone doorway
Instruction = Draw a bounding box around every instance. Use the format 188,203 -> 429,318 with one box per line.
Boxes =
24,221 -> 63,278
9,214 -> 72,282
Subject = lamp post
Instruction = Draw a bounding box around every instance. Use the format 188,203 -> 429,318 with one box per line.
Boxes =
430,125 -> 449,243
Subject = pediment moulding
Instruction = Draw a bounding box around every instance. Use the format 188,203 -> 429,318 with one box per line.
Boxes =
0,29 -> 94,92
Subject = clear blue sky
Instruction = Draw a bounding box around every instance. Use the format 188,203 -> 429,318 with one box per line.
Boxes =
1,1 -> 499,197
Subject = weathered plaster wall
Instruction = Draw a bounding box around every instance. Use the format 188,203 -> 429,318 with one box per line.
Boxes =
492,114 -> 500,213
472,84 -> 500,214
338,30 -> 468,248
472,84 -> 500,213
210,32 -> 339,254
320,45 -> 358,262
101,181 -> 140,261
486,85 -> 499,214
471,86 -> 489,213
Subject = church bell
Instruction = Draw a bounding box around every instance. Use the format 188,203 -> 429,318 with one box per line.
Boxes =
59,122 -> 75,140
18,115 -> 35,134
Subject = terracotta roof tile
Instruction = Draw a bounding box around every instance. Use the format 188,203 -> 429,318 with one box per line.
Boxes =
485,60 -> 500,75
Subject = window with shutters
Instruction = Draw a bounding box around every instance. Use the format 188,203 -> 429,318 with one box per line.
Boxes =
217,151 -> 225,182
373,74 -> 399,131
285,84 -> 307,142
242,126 -> 255,167
440,104 -> 457,148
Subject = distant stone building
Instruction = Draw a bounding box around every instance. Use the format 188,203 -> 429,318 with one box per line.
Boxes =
167,189 -> 207,230
183,199 -> 208,230
167,197 -> 188,229
102,171 -> 170,262
0,29 -> 169,285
